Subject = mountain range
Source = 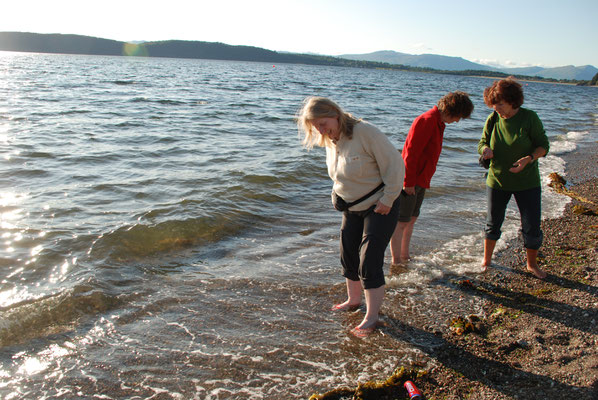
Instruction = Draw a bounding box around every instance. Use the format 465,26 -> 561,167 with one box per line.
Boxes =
338,50 -> 598,81
0,32 -> 596,82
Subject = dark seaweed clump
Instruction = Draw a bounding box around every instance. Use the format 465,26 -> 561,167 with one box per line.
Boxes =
308,367 -> 425,400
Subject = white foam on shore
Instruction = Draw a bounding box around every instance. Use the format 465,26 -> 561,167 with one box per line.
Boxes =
550,130 -> 590,155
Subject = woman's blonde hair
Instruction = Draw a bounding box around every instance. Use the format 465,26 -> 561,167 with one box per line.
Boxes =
296,96 -> 360,149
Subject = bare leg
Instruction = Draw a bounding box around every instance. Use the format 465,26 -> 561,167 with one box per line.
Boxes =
482,239 -> 497,272
356,286 -> 384,330
400,217 -> 417,262
526,248 -> 547,279
390,218 -> 417,264
332,278 -> 362,310
390,222 -> 407,264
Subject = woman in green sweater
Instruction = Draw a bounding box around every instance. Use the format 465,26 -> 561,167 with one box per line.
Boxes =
478,77 -> 550,279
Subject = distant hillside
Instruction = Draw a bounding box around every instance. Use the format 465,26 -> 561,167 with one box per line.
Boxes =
0,32 -> 393,68
0,32 -> 124,55
339,50 -> 493,71
498,65 -> 598,80
1,32 -> 595,84
339,50 -> 598,81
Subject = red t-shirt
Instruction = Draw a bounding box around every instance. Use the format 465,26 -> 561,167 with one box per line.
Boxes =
402,106 -> 445,189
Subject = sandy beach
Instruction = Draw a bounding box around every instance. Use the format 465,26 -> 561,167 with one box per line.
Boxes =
310,142 -> 597,400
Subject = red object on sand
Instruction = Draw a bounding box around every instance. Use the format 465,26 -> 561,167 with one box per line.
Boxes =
404,380 -> 422,399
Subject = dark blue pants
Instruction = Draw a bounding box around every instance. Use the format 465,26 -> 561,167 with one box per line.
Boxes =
340,198 -> 400,289
485,186 -> 543,250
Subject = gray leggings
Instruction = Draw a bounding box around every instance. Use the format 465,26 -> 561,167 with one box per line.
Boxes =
340,198 -> 400,289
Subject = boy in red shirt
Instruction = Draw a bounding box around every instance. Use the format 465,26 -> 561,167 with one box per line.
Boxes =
390,91 -> 474,264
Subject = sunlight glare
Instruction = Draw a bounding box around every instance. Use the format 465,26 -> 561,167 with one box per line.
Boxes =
17,357 -> 48,376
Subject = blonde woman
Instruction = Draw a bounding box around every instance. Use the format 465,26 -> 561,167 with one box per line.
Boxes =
297,96 -> 404,336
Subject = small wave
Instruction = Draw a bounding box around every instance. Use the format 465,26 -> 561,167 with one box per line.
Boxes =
550,130 -> 589,155
114,121 -> 145,128
5,168 -> 50,178
67,153 -> 122,165
564,130 -> 591,141
228,103 -> 260,108
425,185 -> 483,198
129,97 -> 186,106
88,213 -> 252,261
130,97 -> 150,103
24,151 -> 54,159
220,86 -> 250,92
111,80 -> 136,85
241,174 -> 280,185
258,115 -> 282,122
58,109 -> 90,115
0,286 -> 121,347
441,145 -> 470,153
156,99 -> 186,106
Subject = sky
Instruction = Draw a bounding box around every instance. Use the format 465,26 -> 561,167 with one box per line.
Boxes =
1,0 -> 596,68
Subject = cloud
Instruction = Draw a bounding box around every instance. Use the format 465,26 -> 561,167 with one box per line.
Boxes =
474,59 -> 504,67
474,58 -> 545,69
503,60 -> 544,68
408,42 -> 432,53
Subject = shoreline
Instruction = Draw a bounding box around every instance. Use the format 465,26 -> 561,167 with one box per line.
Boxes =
466,74 -> 582,86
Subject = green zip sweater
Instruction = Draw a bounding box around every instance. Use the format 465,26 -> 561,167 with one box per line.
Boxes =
478,108 -> 550,191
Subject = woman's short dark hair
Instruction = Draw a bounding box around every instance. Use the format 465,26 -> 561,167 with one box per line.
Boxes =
483,77 -> 524,108
437,91 -> 474,118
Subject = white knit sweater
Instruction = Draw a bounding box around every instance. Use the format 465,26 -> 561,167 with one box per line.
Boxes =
325,121 -> 404,211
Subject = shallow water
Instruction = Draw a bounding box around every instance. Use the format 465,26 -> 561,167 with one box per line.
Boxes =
0,52 -> 596,399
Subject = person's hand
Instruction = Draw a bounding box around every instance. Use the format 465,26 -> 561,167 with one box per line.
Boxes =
374,201 -> 391,215
509,155 -> 533,173
482,147 -> 493,160
403,186 -> 415,195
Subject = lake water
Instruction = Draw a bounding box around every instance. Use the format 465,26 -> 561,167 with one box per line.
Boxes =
0,52 -> 596,399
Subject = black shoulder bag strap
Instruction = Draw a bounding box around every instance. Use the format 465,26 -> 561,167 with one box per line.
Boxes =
479,111 -> 498,169
487,111 -> 498,143
345,182 -> 385,208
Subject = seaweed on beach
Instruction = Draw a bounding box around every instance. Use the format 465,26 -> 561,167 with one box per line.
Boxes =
308,367 -> 425,400
448,315 -> 482,336
548,172 -> 597,208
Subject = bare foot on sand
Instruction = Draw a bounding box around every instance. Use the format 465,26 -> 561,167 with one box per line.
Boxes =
481,260 -> 491,273
527,264 -> 547,279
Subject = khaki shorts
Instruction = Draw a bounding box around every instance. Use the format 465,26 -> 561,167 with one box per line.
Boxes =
398,186 -> 426,222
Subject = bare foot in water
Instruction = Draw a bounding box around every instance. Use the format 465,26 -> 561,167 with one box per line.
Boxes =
390,263 -> 409,275
351,319 -> 379,337
391,256 -> 410,265
331,301 -> 360,311
527,264 -> 547,279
